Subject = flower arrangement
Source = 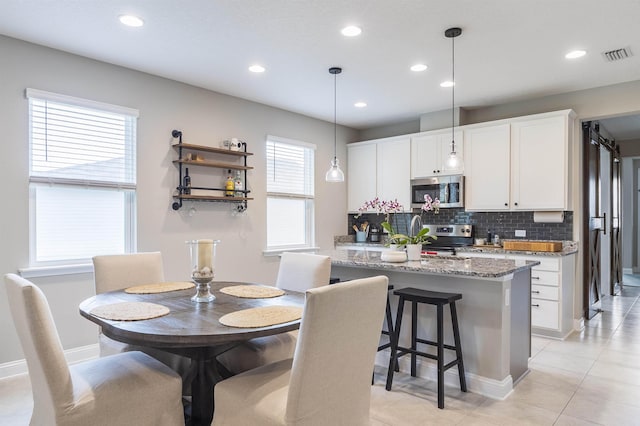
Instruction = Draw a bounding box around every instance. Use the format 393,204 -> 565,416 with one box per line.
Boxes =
380,222 -> 437,246
355,197 -> 404,221
421,194 -> 440,214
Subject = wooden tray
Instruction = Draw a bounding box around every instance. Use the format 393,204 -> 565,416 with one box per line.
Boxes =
502,241 -> 562,252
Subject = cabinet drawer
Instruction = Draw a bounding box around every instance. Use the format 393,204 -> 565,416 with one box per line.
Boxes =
530,270 -> 559,286
509,255 -> 560,272
531,299 -> 559,330
531,285 -> 559,301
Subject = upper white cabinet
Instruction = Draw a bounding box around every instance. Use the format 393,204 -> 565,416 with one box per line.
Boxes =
511,115 -> 570,210
347,142 -> 377,213
347,137 -> 410,213
464,110 -> 574,211
464,124 -> 511,210
411,129 -> 464,178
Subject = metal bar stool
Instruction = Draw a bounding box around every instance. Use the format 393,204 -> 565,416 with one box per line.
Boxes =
385,287 -> 467,409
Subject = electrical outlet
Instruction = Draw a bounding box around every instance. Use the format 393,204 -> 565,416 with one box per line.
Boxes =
515,230 -> 526,237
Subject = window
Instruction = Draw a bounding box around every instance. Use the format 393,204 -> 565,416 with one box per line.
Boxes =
27,89 -> 138,267
266,135 -> 315,251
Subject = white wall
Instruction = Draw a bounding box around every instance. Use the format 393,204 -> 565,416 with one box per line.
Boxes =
0,35 -> 355,364
619,140 -> 640,273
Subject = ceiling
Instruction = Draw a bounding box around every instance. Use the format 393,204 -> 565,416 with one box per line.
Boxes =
2,0 -> 640,137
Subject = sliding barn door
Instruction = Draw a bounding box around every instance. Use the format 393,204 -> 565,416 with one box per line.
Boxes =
583,122 -> 603,319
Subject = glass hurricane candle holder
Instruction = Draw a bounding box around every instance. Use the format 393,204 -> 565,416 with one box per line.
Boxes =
187,239 -> 220,302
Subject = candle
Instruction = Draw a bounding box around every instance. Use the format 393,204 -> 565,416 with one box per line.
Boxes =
197,239 -> 213,270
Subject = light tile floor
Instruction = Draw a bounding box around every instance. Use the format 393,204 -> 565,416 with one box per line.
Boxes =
3,282 -> 640,425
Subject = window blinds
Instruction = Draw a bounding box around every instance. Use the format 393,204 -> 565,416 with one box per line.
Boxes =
266,136 -> 315,197
27,88 -> 137,188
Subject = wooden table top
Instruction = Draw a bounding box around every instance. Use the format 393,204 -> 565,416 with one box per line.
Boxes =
79,281 -> 305,350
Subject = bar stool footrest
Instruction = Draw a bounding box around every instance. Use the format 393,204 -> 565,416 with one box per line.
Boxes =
415,337 -> 458,352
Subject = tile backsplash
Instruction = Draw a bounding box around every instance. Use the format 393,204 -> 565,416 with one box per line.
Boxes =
349,209 -> 573,241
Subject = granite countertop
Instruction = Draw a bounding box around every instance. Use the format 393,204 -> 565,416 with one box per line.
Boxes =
457,241 -> 578,257
334,236 -> 578,257
324,249 -> 539,279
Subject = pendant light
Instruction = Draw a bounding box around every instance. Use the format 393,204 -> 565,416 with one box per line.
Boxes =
445,27 -> 462,169
325,67 -> 345,182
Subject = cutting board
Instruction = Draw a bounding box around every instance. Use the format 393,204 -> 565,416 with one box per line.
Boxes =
502,241 -> 562,252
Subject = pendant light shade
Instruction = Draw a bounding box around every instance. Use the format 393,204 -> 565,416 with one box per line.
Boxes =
445,27 -> 462,169
325,67 -> 345,183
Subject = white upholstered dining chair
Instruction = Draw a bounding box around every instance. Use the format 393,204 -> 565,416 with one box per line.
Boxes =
92,252 -> 192,390
4,273 -> 184,426
217,252 -> 331,374
212,275 -> 389,426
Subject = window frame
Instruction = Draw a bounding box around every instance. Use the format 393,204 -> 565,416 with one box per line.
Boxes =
264,135 -> 317,254
23,89 -> 138,274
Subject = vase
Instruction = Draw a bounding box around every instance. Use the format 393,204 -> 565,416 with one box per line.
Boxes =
406,243 -> 422,261
187,239 -> 220,302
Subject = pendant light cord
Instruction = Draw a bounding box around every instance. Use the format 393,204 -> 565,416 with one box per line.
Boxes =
334,71 -> 337,160
451,34 -> 455,151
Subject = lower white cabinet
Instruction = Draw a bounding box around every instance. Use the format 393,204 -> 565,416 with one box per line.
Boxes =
463,251 -> 575,339
531,299 -> 560,330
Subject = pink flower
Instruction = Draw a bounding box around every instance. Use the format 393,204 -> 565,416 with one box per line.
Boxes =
356,198 -> 404,219
422,194 -> 440,214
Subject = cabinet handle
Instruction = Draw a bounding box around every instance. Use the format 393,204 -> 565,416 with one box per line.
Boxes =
532,304 -> 540,308
532,290 -> 540,294
514,202 -> 518,206
433,170 -> 437,174
436,169 -> 440,173
532,276 -> 540,280
505,203 -> 508,207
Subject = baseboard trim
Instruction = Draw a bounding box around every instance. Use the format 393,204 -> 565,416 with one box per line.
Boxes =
623,268 -> 633,275
0,344 -> 99,379
375,351 -> 514,400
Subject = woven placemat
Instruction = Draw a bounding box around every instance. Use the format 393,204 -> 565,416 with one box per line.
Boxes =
219,305 -> 302,328
90,302 -> 170,321
124,281 -> 195,294
219,285 -> 285,299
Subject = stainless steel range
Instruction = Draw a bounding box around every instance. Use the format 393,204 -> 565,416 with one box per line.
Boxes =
421,224 -> 473,256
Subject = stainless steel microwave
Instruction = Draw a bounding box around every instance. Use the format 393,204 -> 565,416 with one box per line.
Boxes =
410,176 -> 464,209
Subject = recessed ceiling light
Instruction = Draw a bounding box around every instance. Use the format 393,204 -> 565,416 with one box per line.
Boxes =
565,50 -> 586,59
440,81 -> 455,88
354,102 -> 367,108
341,26 -> 362,37
410,64 -> 428,72
248,65 -> 266,73
119,15 -> 144,27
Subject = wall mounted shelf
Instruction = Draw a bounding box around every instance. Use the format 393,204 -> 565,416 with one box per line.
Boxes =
171,130 -> 253,211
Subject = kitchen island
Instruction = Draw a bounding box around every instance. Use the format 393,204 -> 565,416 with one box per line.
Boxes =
324,249 -> 539,400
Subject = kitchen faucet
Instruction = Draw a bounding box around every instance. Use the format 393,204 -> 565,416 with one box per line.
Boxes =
410,214 -> 422,238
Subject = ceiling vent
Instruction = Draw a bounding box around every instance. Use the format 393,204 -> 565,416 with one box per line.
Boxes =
602,47 -> 633,62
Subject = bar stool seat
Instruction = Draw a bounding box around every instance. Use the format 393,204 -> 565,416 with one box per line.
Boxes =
385,287 -> 467,409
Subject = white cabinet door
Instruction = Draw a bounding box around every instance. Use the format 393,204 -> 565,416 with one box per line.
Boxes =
411,133 -> 441,178
511,115 -> 567,210
377,137 -> 411,209
347,143 -> 377,212
463,124 -> 511,210
439,130 -> 464,175
411,130 -> 463,178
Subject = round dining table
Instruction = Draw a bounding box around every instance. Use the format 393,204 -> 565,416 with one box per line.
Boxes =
79,281 -> 305,426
